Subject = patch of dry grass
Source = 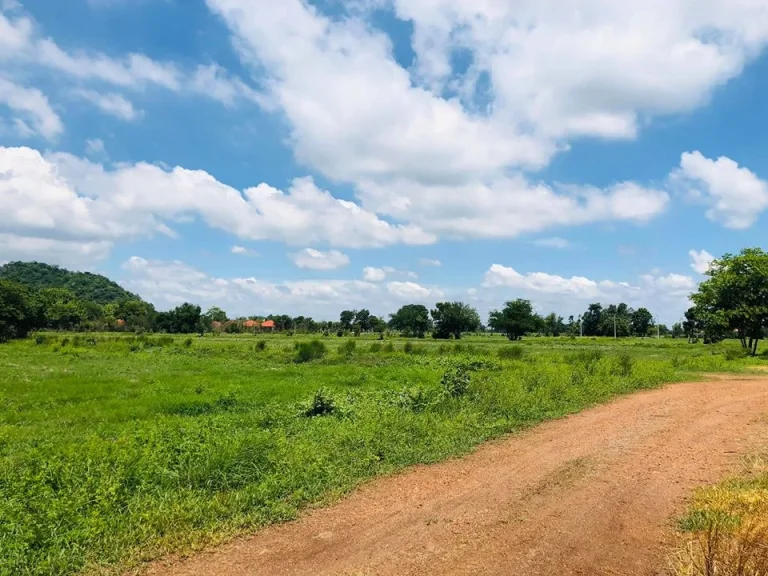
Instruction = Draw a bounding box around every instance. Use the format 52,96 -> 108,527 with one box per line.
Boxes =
672,439 -> 768,576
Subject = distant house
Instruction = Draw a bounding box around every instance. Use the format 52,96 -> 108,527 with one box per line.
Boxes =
261,320 -> 276,330
115,319 -> 126,328
243,320 -> 261,331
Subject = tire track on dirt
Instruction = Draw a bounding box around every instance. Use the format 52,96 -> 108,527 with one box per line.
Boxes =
144,375 -> 768,576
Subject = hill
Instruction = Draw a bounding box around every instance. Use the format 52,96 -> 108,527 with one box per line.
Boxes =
0,261 -> 140,304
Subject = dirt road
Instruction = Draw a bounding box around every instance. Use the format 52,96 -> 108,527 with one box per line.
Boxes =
145,375 -> 768,576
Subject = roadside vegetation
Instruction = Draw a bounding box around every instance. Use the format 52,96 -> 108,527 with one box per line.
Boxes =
1,249 -> 767,575
1,333 -> 766,576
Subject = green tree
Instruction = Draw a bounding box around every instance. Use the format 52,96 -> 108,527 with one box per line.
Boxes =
543,312 -> 565,336
205,306 -> 228,323
671,322 -> 684,339
116,299 -> 156,332
37,288 -> 87,330
691,248 -> 768,354
0,280 -> 37,342
354,309 -> 372,332
339,310 -> 356,331
599,304 -> 632,337
431,302 -> 480,340
631,307 -> 654,337
581,303 -> 603,336
389,304 -> 432,338
489,299 -> 540,340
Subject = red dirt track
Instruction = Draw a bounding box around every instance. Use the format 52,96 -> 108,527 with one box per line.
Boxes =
145,375 -> 768,576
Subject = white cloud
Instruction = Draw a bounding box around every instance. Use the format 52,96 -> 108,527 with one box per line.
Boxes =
290,248 -> 350,270
76,90 -> 140,121
419,258 -> 442,267
204,0 -> 766,239
231,245 -> 257,256
0,77 -> 62,139
0,146 -> 431,266
533,237 -> 570,249
672,151 -> 768,229
481,263 -> 696,322
85,138 -> 106,156
0,233 -> 111,267
689,249 -> 715,274
387,281 -> 433,300
363,266 -> 387,282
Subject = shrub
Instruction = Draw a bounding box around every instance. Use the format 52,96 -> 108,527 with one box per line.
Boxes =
295,340 -> 326,363
615,352 -> 634,376
395,386 -> 434,413
369,342 -> 382,353
336,330 -> 344,337
724,348 -> 749,361
183,338 -> 193,348
498,346 -> 525,360
567,349 -> 603,373
404,341 -> 414,354
255,340 -> 267,351
34,334 -> 48,345
60,337 -> 70,347
301,388 -> 336,417
384,342 -> 395,353
339,340 -> 356,357
441,368 -> 471,398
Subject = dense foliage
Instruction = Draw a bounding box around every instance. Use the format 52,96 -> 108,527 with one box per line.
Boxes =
0,261 -> 140,304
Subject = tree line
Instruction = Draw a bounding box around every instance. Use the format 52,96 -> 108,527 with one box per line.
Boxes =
1,248 -> 767,352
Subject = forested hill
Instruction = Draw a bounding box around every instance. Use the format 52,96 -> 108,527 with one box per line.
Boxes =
0,262 -> 140,304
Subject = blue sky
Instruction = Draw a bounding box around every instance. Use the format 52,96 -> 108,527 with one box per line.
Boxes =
2,0 -> 768,324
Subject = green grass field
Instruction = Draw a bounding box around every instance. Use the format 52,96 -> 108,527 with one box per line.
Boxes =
1,333 -> 766,575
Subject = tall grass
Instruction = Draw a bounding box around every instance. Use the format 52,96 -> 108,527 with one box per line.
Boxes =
0,334 -> 763,575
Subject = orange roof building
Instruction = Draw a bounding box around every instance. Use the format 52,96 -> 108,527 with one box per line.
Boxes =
261,320 -> 276,329
243,320 -> 260,329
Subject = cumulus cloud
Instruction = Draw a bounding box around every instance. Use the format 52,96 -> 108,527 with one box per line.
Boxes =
363,266 -> 387,282
419,258 -> 442,267
672,151 -> 768,229
119,256 -> 435,316
289,248 -> 350,270
0,233 -> 112,267
230,245 -> 258,256
482,263 -> 696,322
0,146 -> 432,264
689,249 -> 715,274
203,0 -> 767,238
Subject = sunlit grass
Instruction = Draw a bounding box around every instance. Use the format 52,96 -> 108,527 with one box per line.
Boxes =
0,333 -> 764,575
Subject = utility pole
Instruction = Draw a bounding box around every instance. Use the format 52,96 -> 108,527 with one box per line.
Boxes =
614,314 -> 617,339
580,318 -> 583,338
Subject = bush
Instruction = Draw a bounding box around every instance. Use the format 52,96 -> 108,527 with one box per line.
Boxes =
255,340 -> 267,351
403,341 -> 414,354
567,349 -> 603,373
183,338 -> 193,348
60,337 -> 70,347
369,342 -> 382,353
724,348 -> 749,361
339,340 -> 356,357
498,346 -> 525,360
34,334 -> 48,345
384,342 -> 395,353
615,352 -> 634,376
301,388 -> 336,418
395,386 -> 434,413
336,330 -> 344,337
441,368 -> 471,398
295,340 -> 326,363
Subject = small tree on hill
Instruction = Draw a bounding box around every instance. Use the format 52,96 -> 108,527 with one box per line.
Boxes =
431,302 -> 480,340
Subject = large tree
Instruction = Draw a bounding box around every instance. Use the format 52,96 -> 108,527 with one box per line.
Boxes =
354,309 -> 372,332
489,299 -> 540,340
691,248 -> 768,355
389,304 -> 432,338
37,288 -> 87,331
0,280 -> 38,342
581,303 -> 603,336
431,302 -> 481,340
339,310 -> 356,331
631,307 -> 654,337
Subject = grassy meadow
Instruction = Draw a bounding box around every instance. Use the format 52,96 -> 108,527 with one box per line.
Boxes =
1,332 -> 767,575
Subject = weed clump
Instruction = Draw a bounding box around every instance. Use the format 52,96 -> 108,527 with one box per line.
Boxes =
615,352 -> 634,376
339,340 -> 356,357
724,348 -> 749,361
441,368 -> 471,398
254,340 -> 267,352
404,341 -> 414,354
295,340 -> 326,363
498,346 -> 525,360
301,388 -> 336,417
